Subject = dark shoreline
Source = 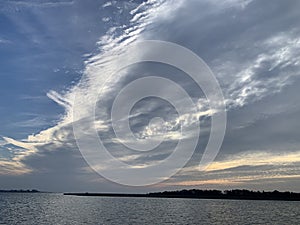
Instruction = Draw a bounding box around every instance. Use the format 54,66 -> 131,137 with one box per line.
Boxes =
64,189 -> 300,201
0,189 -> 40,193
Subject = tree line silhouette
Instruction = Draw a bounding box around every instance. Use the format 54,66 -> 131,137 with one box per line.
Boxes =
147,189 -> 300,201
65,189 -> 300,201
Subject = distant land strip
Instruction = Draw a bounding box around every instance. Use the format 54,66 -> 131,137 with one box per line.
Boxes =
0,189 -> 40,193
64,189 -> 300,201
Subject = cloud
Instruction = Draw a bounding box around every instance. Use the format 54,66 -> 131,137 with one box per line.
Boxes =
1,0 -> 177,173
0,39 -> 11,44
0,137 -> 37,175
206,151 -> 300,171
102,1 -> 113,8
3,137 -> 37,157
2,0 -> 300,191
47,90 -> 72,110
224,31 -> 300,108
2,0 -> 74,8
163,149 -> 300,190
12,117 -> 50,128
161,174 -> 300,188
0,160 -> 32,175
3,0 -> 297,152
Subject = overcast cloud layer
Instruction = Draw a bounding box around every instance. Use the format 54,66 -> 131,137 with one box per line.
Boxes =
1,0 -> 300,192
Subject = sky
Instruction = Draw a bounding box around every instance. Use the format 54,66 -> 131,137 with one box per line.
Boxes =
0,0 -> 300,192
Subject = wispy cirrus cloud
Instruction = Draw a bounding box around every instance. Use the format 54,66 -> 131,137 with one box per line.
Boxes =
224,31 -> 300,108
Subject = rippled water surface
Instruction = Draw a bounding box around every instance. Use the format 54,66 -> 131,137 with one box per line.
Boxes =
0,193 -> 299,225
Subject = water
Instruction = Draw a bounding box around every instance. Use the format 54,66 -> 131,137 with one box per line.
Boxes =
0,193 -> 299,225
